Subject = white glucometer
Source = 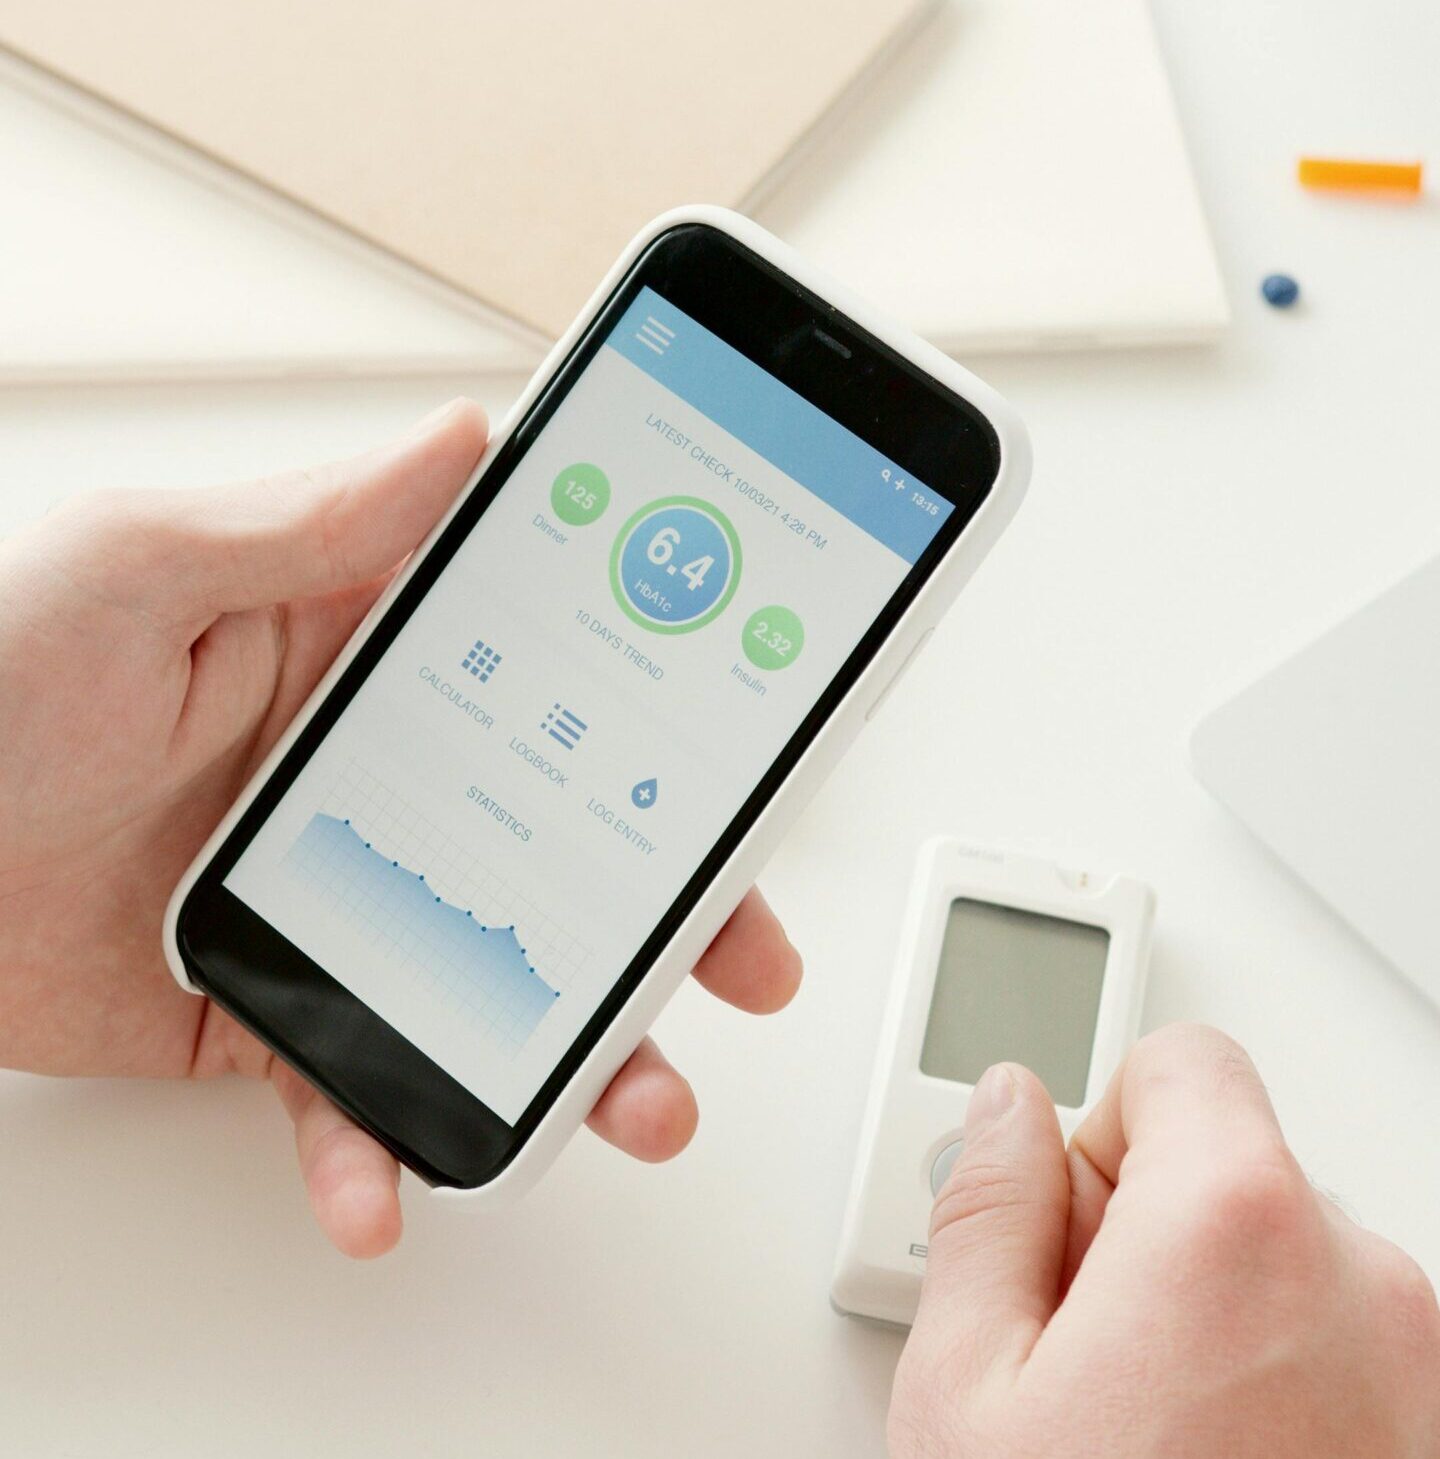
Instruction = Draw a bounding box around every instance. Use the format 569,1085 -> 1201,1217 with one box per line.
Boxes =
831,838 -> 1155,1326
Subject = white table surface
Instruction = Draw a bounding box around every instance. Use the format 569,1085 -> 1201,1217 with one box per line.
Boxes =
2,3 -> 1438,1455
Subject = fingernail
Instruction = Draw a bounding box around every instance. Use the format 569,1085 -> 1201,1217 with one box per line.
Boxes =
407,398 -> 462,436
965,1064 -> 1015,1139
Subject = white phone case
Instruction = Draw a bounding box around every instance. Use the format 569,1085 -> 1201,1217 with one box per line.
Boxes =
162,205 -> 1032,1208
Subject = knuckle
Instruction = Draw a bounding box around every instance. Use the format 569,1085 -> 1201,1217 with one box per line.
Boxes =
49,485 -> 142,538
1183,1148 -> 1317,1263
45,487 -> 182,580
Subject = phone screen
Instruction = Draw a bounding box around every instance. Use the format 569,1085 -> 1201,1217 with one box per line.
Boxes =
224,283 -> 953,1122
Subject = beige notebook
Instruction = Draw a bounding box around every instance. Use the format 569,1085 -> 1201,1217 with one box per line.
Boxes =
0,0 -> 924,338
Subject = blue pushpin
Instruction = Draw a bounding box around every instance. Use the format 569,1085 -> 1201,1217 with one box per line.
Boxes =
1261,273 -> 1300,308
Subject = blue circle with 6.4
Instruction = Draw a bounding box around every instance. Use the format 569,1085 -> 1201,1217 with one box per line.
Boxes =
611,497 -> 742,633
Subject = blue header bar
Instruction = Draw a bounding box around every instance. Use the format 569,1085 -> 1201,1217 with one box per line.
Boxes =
606,287 -> 951,564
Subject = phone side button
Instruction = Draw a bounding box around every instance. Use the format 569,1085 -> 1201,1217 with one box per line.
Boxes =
865,628 -> 935,722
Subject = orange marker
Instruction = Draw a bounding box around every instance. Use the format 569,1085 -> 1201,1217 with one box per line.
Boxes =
1298,157 -> 1424,195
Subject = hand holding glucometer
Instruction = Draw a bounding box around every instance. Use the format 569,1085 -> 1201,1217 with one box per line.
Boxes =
161,207 -> 1030,1205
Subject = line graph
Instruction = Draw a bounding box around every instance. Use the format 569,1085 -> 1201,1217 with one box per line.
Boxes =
281,763 -> 585,1056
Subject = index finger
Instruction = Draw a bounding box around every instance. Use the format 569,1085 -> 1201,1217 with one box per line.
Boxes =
1074,1023 -> 1285,1186
1063,1023 -> 1286,1279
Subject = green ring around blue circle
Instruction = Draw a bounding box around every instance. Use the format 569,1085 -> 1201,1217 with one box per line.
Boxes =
609,495 -> 743,634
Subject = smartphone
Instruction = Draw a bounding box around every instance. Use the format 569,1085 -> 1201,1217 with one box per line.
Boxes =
164,207 -> 1030,1206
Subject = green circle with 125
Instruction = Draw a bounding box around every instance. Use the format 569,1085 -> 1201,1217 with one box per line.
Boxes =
610,496 -> 742,633
742,605 -> 804,670
551,462 -> 610,525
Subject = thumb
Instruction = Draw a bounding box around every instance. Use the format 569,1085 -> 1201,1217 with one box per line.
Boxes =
78,398 -> 487,627
911,1063 -> 1070,1379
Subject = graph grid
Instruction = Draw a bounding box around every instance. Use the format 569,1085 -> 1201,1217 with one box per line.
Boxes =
283,763 -> 588,1056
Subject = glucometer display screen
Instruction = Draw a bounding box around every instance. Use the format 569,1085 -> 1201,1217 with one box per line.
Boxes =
920,900 -> 1109,1107
221,285 -> 953,1125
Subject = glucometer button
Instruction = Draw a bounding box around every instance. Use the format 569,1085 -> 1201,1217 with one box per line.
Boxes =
866,628 -> 934,722
929,1137 -> 966,1196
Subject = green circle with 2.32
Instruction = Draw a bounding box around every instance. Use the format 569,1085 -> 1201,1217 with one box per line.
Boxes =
742,605 -> 804,671
551,462 -> 610,526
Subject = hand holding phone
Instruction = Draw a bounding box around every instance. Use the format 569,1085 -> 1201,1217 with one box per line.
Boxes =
166,208 -> 1030,1204
0,400 -> 799,1256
